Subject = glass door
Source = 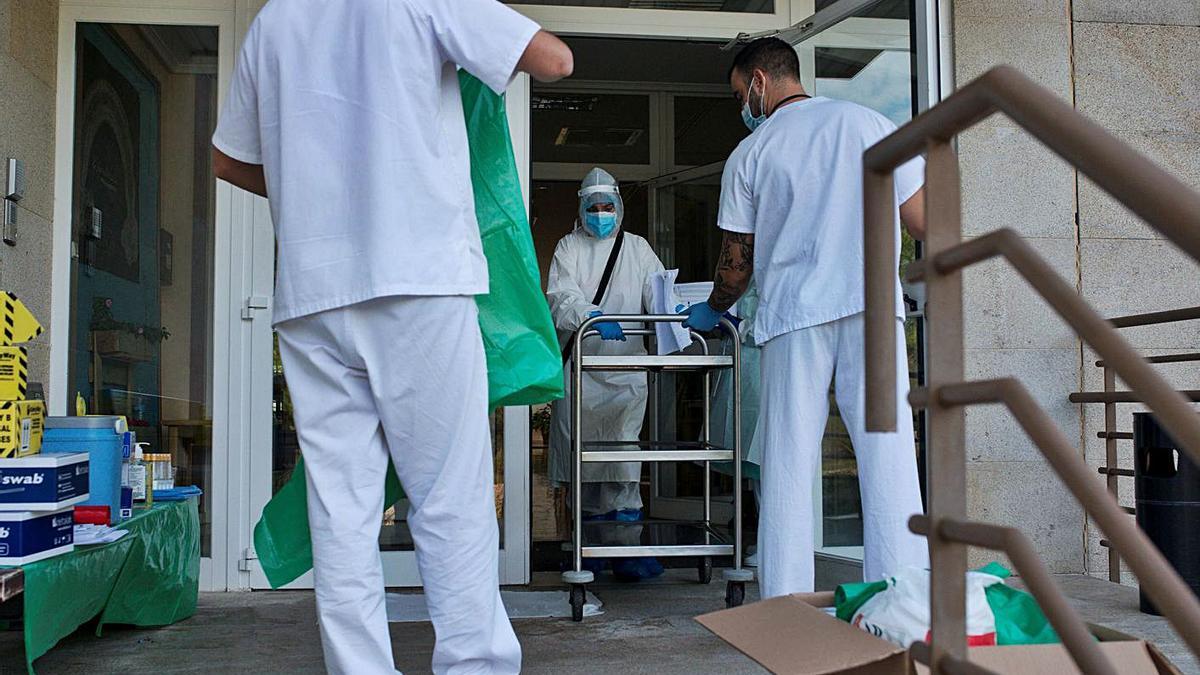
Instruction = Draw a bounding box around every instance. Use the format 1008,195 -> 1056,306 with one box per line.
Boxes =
63,19 -> 221,581
244,77 -> 533,589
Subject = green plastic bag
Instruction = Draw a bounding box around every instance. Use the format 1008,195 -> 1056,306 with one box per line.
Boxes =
253,72 -> 564,589
463,71 -> 565,408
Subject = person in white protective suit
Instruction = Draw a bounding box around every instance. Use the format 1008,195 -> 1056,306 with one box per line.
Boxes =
683,37 -> 930,598
546,167 -> 667,581
211,2 -> 573,673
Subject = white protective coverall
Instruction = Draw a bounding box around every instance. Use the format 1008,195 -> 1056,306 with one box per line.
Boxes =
546,169 -> 665,516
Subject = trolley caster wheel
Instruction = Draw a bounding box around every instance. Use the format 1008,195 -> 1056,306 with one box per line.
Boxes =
725,580 -> 746,608
698,556 -> 713,585
570,584 -> 587,622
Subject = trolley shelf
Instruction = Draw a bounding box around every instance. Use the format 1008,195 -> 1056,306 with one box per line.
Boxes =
581,440 -> 734,463
564,314 -> 751,620
580,354 -> 733,372
580,520 -> 733,559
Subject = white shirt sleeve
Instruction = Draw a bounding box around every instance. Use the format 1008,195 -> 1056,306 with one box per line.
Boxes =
894,154 -> 925,205
717,145 -> 757,234
423,0 -> 541,95
212,24 -> 262,164
871,113 -> 924,204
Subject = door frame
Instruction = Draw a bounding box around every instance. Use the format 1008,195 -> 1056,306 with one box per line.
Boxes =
51,0 -> 241,592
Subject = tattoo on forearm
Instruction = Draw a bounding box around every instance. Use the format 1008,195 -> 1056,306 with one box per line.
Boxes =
711,232 -> 754,311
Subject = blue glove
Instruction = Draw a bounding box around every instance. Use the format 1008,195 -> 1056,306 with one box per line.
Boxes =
588,310 -> 626,342
679,301 -> 723,332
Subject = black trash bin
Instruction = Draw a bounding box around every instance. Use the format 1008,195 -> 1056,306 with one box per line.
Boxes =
1133,412 -> 1200,615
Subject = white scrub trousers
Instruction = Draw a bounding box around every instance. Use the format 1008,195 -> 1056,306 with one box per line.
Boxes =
758,312 -> 928,599
276,296 -> 520,675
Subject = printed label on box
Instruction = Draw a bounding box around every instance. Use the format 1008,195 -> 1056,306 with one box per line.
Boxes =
0,399 -> 43,457
0,508 -> 74,564
0,454 -> 89,508
0,347 -> 28,400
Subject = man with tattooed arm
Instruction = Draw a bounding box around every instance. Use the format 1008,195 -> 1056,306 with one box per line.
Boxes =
682,37 -> 930,599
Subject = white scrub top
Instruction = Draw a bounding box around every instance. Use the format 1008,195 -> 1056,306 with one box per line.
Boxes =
718,97 -> 924,344
213,0 -> 540,324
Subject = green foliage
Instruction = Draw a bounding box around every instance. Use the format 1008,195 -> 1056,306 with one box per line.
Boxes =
89,297 -> 170,342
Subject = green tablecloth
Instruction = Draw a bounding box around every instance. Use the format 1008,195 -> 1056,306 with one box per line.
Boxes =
12,498 -> 200,674
98,498 -> 200,631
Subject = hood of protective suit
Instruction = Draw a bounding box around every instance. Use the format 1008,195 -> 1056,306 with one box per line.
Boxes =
578,167 -> 625,239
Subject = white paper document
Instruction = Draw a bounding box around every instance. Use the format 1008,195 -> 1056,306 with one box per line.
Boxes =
74,524 -> 130,546
650,270 -> 715,355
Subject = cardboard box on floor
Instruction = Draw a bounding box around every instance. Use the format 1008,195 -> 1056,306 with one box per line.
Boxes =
697,592 -> 1182,675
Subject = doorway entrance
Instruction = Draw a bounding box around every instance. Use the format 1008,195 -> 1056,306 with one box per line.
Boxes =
526,1 -> 925,572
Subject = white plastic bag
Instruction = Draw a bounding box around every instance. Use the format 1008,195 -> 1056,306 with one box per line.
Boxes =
850,567 -> 1008,648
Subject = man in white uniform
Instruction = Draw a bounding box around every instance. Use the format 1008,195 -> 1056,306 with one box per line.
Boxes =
210,2 -> 572,673
546,168 -> 666,580
682,38 -> 929,598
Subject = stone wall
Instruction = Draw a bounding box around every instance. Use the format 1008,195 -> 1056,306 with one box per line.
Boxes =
0,0 -> 58,391
953,0 -> 1200,579
1072,2 -> 1200,583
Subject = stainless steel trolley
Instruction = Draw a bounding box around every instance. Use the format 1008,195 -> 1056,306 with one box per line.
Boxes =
562,314 -> 753,621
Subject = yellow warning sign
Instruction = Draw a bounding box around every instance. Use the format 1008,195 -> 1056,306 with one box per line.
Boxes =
0,399 -> 43,458
0,347 -> 28,400
1,292 -> 43,347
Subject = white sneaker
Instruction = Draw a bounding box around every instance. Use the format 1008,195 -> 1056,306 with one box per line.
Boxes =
744,551 -> 759,568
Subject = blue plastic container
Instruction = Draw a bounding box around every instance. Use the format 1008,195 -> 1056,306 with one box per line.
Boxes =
42,416 -> 125,525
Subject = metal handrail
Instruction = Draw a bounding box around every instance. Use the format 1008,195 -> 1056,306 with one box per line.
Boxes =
862,65 -> 1200,673
909,514 -> 1115,675
1096,352 -> 1200,367
1070,390 -> 1200,404
1108,306 -> 1200,329
1086,307 -> 1200,582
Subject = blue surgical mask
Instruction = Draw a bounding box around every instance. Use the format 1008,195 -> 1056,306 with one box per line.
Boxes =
584,211 -> 618,239
741,77 -> 767,132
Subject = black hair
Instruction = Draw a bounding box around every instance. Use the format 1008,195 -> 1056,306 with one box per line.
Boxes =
728,37 -> 801,83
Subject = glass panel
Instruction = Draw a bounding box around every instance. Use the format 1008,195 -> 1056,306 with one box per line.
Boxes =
655,173 -> 723,281
813,9 -> 914,127
530,403 -> 565,545
68,24 -> 219,555
506,0 -> 774,13
673,96 -> 749,167
532,92 -> 651,165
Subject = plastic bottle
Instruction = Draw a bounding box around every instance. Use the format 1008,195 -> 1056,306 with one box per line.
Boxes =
130,442 -> 153,509
118,431 -> 136,521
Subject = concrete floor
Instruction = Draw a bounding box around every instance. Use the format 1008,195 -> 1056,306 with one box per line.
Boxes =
0,570 -> 766,675
1029,574 -> 1199,675
0,571 -> 1195,674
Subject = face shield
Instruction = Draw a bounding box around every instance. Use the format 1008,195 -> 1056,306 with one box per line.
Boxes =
578,168 -> 625,240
